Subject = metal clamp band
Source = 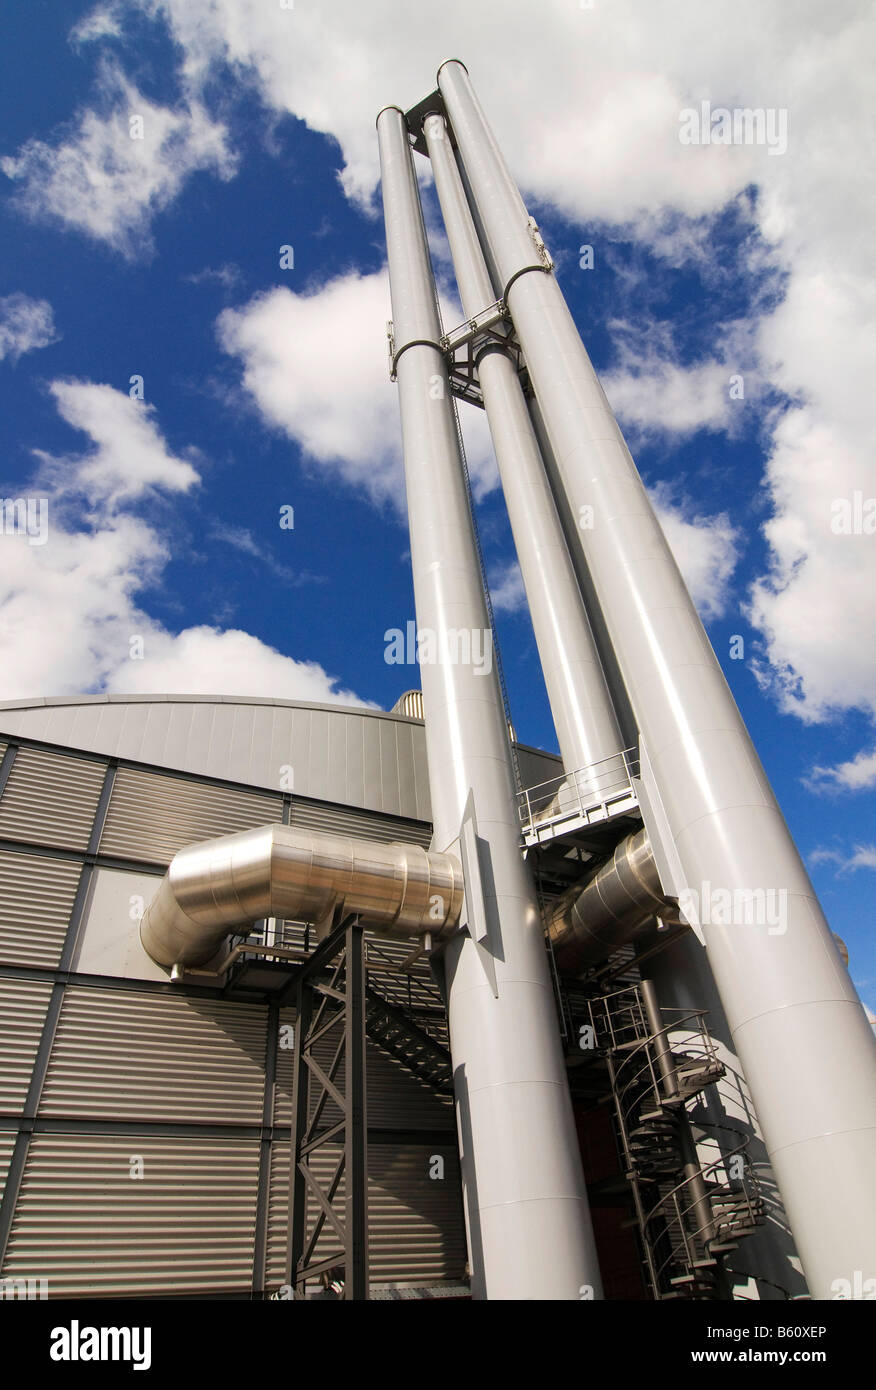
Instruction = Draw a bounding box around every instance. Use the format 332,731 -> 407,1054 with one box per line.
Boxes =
390,337 -> 444,380
501,262 -> 551,305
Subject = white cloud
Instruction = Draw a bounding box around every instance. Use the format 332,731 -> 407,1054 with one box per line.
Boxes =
217,271 -> 497,508
489,559 -> 526,615
12,0 -> 874,754
0,382 -> 371,706
1,62 -> 236,257
808,748 -> 876,794
748,402 -> 876,725
70,5 -> 122,44
129,0 -> 876,752
105,625 -> 367,703
41,381 -> 200,506
600,315 -> 758,441
603,357 -> 733,439
809,844 -> 876,874
0,293 -> 58,362
135,0 -> 769,218
649,484 -> 739,620
218,273 -> 402,505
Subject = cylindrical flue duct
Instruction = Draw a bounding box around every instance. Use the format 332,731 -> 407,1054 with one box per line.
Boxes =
140,823 -> 465,967
422,110 -> 623,787
438,58 -> 876,1297
548,828 -> 669,971
377,103 -> 602,1300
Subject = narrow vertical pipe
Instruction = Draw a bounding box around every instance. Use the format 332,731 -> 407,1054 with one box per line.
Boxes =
423,111 -> 623,784
438,58 -> 876,1297
377,104 -> 601,1300
527,391 -> 640,753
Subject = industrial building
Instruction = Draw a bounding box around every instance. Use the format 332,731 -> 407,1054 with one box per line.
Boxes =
2,60 -> 875,1302
0,694 -> 487,1298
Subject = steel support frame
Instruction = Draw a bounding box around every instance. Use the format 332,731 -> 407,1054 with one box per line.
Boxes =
286,916 -> 368,1301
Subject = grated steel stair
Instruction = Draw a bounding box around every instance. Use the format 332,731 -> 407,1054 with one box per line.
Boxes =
364,989 -> 454,1094
568,982 -> 766,1300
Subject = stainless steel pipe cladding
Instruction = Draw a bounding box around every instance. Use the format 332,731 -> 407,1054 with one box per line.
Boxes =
378,103 -> 602,1299
438,58 -> 876,1296
549,829 -> 668,971
140,823 -> 464,967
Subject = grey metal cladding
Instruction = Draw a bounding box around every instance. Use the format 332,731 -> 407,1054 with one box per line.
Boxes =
0,850 -> 83,968
0,746 -> 105,851
0,977 -> 54,1113
3,1131 -> 261,1296
265,1140 -> 466,1289
40,986 -> 268,1125
0,699 -> 427,815
0,699 -> 563,826
99,765 -> 283,865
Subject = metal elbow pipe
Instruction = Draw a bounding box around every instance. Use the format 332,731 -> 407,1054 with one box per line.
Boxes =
548,828 -> 673,972
140,823 -> 464,968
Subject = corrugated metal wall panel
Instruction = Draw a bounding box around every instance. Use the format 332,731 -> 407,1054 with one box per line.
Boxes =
273,1009 -> 454,1131
40,987 -> 267,1125
287,797 -> 431,847
0,746 -> 105,850
0,977 -> 53,1112
99,766 -> 283,865
3,1132 -> 260,1295
265,1141 -> 466,1289
0,850 -> 82,969
0,1129 -> 16,1204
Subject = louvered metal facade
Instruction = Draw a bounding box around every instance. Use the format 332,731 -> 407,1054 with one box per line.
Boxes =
0,977 -> 54,1113
41,987 -> 268,1125
0,708 -> 469,1297
0,745 -> 105,850
100,766 -> 283,866
265,1140 -> 466,1289
0,850 -> 83,969
0,1130 -> 15,1205
3,1132 -> 262,1297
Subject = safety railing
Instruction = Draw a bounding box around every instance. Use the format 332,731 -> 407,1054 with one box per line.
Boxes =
517,748 -> 639,844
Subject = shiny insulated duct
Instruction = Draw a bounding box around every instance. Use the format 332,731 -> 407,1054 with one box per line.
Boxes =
140,823 -> 464,968
548,828 -> 673,972
437,57 -> 876,1296
377,102 -> 602,1300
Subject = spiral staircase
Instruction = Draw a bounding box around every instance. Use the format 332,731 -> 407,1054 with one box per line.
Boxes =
569,982 -> 766,1300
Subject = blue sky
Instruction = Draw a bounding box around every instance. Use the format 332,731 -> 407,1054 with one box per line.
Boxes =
0,1 -> 874,1006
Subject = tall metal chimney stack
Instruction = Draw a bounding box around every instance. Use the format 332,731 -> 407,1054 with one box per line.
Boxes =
376,104 -> 601,1300
416,58 -> 876,1298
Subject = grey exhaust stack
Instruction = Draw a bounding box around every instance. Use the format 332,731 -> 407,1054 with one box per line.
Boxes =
377,101 -> 602,1300
436,57 -> 876,1297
